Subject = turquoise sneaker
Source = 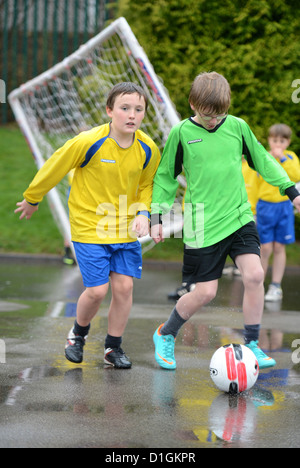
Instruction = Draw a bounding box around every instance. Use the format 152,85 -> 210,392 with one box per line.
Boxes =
153,324 -> 177,370
246,340 -> 276,369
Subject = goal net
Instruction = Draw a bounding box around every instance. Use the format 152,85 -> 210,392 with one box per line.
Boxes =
9,17 -> 185,253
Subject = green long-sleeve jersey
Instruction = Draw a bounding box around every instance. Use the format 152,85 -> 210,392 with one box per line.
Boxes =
151,115 -> 298,248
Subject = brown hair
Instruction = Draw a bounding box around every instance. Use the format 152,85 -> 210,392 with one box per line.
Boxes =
189,72 -> 231,114
106,82 -> 148,111
268,123 -> 292,140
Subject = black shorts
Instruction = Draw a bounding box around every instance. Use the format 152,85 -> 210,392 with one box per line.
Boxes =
182,221 -> 261,284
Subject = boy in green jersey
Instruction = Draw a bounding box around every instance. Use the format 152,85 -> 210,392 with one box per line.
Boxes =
151,72 -> 300,370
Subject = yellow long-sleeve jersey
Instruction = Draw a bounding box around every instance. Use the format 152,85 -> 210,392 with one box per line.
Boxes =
24,124 -> 161,244
242,158 -> 259,215
255,150 -> 300,203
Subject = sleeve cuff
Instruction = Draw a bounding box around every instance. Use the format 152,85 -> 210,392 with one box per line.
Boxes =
137,210 -> 150,220
27,201 -> 39,206
285,185 -> 300,201
150,213 -> 163,227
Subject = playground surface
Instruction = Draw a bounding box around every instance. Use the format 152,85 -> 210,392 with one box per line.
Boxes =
0,258 -> 299,449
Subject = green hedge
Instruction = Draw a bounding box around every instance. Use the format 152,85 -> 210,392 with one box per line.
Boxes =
119,0 -> 300,154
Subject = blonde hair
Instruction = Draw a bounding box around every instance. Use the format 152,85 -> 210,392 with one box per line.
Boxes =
189,72 -> 231,114
268,123 -> 292,140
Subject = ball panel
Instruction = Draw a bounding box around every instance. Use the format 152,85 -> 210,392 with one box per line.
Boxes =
209,344 -> 259,394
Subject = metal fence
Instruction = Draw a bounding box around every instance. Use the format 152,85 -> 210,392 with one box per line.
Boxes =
0,0 -> 117,124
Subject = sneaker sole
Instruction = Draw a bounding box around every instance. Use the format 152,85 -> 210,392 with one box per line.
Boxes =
103,356 -> 132,369
154,354 -> 177,370
65,351 -> 83,364
257,360 -> 276,369
265,297 -> 282,302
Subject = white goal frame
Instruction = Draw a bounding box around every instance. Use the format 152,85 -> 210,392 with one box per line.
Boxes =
8,17 -> 183,253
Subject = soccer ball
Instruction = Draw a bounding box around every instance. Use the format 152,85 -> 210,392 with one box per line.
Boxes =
210,344 -> 259,394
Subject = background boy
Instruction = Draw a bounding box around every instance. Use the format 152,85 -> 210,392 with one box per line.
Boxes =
151,72 -> 300,371
15,82 -> 161,369
256,123 -> 300,301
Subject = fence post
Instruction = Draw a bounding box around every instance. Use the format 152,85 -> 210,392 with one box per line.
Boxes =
0,340 -> 6,364
0,80 -> 6,104
1,1 -> 8,122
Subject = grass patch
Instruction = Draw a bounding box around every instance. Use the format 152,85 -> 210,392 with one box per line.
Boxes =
143,236 -> 184,262
0,125 -> 63,254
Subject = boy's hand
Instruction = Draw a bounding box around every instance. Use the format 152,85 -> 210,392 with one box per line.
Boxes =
132,215 -> 150,238
15,199 -> 39,220
293,195 -> 300,213
150,223 -> 164,244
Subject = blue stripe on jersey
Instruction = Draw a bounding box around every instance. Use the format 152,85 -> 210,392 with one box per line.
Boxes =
138,139 -> 152,169
81,136 -> 109,168
280,153 -> 293,163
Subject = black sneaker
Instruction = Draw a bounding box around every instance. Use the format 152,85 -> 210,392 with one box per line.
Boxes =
167,282 -> 195,300
65,328 -> 87,364
104,347 -> 132,369
63,247 -> 75,266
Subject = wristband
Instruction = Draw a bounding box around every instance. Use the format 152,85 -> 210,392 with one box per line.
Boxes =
285,185 -> 300,202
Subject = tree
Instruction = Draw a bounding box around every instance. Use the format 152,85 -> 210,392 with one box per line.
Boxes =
119,0 -> 300,152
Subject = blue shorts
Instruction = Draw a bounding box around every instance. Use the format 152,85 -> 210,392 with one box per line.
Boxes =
73,241 -> 143,287
256,200 -> 295,245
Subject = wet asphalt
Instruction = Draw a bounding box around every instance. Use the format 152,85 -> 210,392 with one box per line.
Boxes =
0,257 -> 299,449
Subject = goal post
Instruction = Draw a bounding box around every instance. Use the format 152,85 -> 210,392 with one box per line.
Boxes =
8,17 -> 183,253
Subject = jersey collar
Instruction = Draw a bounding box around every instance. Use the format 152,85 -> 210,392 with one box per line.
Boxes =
188,116 -> 228,133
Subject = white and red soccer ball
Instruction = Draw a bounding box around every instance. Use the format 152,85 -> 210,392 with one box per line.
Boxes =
210,344 -> 259,394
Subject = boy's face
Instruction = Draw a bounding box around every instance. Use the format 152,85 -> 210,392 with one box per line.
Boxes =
106,92 -> 146,137
191,104 -> 227,130
268,136 -> 290,158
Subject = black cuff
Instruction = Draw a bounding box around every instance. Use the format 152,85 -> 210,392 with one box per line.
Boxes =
150,213 -> 163,227
285,185 -> 300,201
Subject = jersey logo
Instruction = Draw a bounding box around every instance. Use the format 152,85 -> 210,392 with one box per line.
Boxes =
101,159 -> 116,164
187,139 -> 203,144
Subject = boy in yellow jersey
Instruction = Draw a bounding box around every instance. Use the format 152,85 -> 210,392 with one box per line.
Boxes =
15,82 -> 161,368
256,124 -> 300,301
